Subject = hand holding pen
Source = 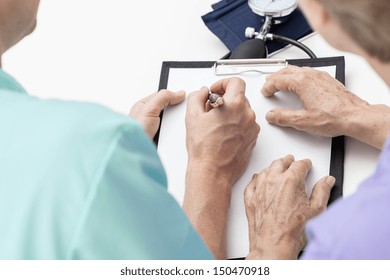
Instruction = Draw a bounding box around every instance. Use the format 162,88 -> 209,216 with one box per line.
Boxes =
185,77 -> 260,185
184,77 -> 260,259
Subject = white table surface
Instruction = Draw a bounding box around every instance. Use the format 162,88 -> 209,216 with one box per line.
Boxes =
3,0 -> 389,225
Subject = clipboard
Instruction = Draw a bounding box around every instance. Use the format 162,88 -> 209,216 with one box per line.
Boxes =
155,57 -> 345,259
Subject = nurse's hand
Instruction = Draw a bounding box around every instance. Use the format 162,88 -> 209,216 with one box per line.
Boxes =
130,90 -> 186,139
244,155 -> 335,260
262,66 -> 390,150
183,77 -> 260,259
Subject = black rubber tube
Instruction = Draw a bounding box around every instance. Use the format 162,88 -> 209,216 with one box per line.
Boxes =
271,34 -> 317,58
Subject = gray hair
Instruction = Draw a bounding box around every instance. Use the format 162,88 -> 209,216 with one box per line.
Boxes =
315,0 -> 390,62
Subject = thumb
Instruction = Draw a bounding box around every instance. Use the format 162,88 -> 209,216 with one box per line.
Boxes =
309,176 -> 336,217
266,109 -> 309,129
145,90 -> 186,116
166,90 -> 186,106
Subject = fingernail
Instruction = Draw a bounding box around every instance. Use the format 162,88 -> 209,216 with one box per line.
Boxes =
176,90 -> 186,96
266,111 -> 275,122
326,176 -> 336,188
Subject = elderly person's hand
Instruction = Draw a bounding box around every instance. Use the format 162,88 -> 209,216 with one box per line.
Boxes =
130,90 -> 186,139
262,65 -> 390,149
183,77 -> 260,259
244,155 -> 335,260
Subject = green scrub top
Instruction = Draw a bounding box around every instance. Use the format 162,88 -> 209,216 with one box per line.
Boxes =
0,70 -> 212,260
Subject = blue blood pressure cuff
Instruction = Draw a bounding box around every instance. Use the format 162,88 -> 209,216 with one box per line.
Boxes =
201,0 -> 313,54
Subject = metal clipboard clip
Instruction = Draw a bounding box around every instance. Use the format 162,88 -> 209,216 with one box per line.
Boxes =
213,59 -> 288,76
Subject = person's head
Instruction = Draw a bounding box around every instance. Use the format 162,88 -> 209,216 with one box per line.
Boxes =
0,0 -> 40,56
298,0 -> 390,63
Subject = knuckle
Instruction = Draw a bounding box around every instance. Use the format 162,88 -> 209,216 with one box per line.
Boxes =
293,159 -> 312,169
302,159 -> 312,169
314,69 -> 328,78
158,89 -> 170,95
284,166 -> 305,183
286,65 -> 298,72
284,154 -> 295,162
286,65 -> 294,70
302,67 -> 327,80
244,186 -> 255,203
322,71 -> 333,80
290,111 -> 301,121
244,186 -> 252,199
295,213 -> 306,223
311,201 -> 325,214
247,109 -> 257,123
302,66 -> 318,75
229,95 -> 246,109
264,176 -> 275,188
230,77 -> 246,87
273,111 -> 286,125
271,157 -> 284,166
262,81 -> 272,94
291,114 -> 307,129
283,174 -> 299,186
296,73 -> 310,84
255,123 -> 261,135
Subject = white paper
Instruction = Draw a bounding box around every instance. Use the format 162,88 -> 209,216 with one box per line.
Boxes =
157,65 -> 336,259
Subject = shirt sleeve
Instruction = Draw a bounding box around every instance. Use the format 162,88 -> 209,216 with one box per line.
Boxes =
301,138 -> 390,260
67,122 -> 213,260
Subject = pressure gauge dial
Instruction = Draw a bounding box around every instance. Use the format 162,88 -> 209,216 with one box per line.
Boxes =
248,0 -> 298,18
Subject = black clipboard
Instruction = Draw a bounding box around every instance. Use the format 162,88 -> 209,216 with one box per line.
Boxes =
155,57 -> 345,259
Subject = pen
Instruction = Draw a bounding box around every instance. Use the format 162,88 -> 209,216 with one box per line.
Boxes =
208,92 -> 224,108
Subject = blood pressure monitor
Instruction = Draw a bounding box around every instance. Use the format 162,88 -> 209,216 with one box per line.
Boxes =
248,0 -> 298,19
245,0 -> 299,40
229,0 -> 316,59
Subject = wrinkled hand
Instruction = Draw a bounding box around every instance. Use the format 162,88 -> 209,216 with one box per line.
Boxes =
262,65 -> 369,137
186,77 -> 260,185
244,155 -> 335,260
130,89 -> 186,139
